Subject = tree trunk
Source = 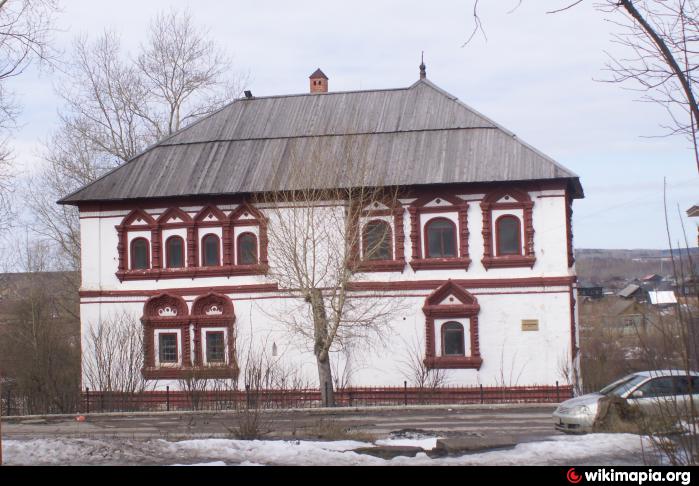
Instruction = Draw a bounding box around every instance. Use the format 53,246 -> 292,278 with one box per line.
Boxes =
309,288 -> 335,406
316,355 -> 334,407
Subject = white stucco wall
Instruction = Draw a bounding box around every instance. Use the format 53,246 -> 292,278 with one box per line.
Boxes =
78,188 -> 578,391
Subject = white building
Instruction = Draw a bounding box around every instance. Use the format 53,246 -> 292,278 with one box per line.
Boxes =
61,68 -> 584,399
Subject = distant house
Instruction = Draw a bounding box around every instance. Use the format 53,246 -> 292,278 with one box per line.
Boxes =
642,274 -> 663,284
607,299 -> 648,333
648,290 -> 677,306
578,283 -> 604,299
618,284 -> 642,300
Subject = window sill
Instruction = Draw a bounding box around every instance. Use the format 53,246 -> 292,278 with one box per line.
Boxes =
118,264 -> 268,281
355,259 -> 406,273
481,255 -> 536,270
409,257 -> 471,271
142,366 -> 239,380
424,356 -> 483,370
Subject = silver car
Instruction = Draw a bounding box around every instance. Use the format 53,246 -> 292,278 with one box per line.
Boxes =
553,370 -> 699,433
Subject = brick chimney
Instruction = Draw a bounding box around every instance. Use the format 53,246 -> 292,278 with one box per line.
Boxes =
309,68 -> 328,93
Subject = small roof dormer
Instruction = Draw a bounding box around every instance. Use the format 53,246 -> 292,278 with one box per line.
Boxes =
309,68 -> 328,94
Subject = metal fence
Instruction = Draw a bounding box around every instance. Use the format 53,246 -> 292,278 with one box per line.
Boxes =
72,383 -> 572,415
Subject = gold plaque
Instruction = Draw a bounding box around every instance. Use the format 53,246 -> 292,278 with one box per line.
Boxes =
522,319 -> 539,331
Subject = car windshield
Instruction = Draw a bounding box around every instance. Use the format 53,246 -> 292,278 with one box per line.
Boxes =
600,374 -> 647,397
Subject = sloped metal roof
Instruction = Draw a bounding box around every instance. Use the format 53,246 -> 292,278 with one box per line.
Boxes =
60,79 -> 583,204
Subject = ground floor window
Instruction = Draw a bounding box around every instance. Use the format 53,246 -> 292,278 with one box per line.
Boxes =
205,331 -> 226,363
442,322 -> 465,356
158,333 -> 179,364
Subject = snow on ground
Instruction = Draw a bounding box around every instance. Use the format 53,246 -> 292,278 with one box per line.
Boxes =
3,433 -> 651,466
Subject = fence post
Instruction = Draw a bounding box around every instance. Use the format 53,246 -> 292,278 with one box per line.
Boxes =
556,381 -> 560,403
403,381 -> 408,406
85,387 -> 90,414
6,389 -> 11,417
245,384 -> 250,409
324,382 -> 329,408
166,386 -> 170,412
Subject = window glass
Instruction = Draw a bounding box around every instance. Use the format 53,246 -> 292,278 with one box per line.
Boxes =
637,377 -> 678,397
426,219 -> 457,258
238,233 -> 258,265
159,334 -> 178,363
166,237 -> 185,268
206,332 -> 226,363
131,239 -> 149,270
497,216 -> 521,255
202,234 -> 220,266
443,322 -> 465,356
363,221 -> 392,260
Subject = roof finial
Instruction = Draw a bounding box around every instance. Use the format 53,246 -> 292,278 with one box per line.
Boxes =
419,51 -> 426,80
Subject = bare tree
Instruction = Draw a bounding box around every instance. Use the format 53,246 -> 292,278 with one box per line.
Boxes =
0,0 -> 59,233
399,330 -> 448,401
465,1 -> 699,172
82,311 -> 153,397
29,8 -> 246,269
257,145 -> 405,407
0,237 -> 80,415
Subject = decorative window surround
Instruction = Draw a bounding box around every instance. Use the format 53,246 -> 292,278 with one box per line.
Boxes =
352,202 -> 406,273
423,280 -> 482,370
408,194 -> 470,271
481,189 -> 536,270
142,294 -> 192,380
141,292 -> 238,380
116,204 -> 269,281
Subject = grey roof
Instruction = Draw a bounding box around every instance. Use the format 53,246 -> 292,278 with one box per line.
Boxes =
60,79 -> 583,205
618,284 -> 641,299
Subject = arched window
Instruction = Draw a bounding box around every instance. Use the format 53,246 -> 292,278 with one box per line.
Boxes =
130,238 -> 150,270
237,233 -> 258,265
362,220 -> 392,260
442,322 -> 465,356
201,234 -> 221,267
425,218 -> 457,258
496,215 -> 522,256
166,236 -> 185,268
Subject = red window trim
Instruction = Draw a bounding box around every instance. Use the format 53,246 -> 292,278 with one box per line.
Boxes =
423,281 -> 482,370
441,321 -> 466,357
424,217 -> 458,259
165,235 -> 186,269
351,203 -> 406,273
130,237 -> 151,270
201,233 -> 221,267
157,332 -> 180,364
237,232 -> 258,265
116,204 -> 269,282
141,293 -> 239,380
408,194 -> 470,271
362,219 -> 393,261
481,189 -> 536,270
494,214 -> 522,257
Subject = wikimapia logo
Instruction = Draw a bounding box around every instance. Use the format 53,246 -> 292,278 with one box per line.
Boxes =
565,467 -> 691,485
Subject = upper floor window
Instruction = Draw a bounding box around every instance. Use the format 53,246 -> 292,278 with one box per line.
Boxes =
363,220 -> 392,260
130,238 -> 150,270
166,236 -> 185,269
425,218 -> 457,258
496,215 -> 522,256
201,234 -> 220,267
237,233 -> 258,265
442,321 -> 465,356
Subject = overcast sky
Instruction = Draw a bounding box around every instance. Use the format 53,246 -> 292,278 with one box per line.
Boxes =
8,0 -> 699,249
